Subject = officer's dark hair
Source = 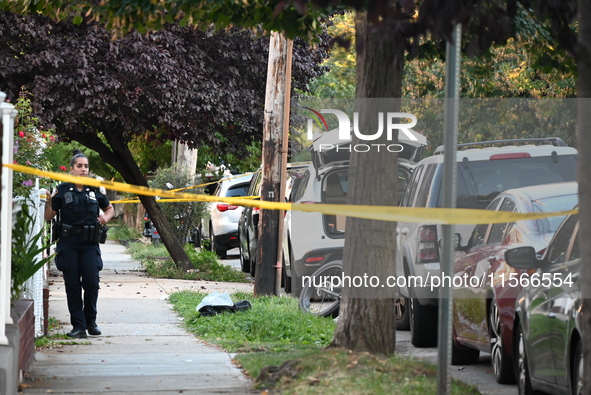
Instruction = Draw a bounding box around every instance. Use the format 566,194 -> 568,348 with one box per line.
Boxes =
70,149 -> 88,167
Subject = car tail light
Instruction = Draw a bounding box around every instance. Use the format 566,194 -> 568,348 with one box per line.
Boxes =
216,204 -> 239,212
489,153 -> 531,160
305,256 -> 325,263
418,225 -> 439,263
253,206 -> 260,212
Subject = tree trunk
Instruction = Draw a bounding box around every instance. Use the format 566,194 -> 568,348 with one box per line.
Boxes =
174,141 -> 198,175
331,12 -> 404,355
577,0 -> 591,390
71,128 -> 193,271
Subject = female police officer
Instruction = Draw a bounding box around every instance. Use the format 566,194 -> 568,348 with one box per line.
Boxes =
44,150 -> 114,338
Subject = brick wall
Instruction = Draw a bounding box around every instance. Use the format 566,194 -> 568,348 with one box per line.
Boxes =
11,299 -> 35,375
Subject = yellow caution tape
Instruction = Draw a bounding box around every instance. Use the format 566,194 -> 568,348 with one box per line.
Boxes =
110,195 -> 260,204
5,163 -> 578,225
168,170 -> 262,193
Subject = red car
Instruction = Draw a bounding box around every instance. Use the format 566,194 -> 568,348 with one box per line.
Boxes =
450,181 -> 578,384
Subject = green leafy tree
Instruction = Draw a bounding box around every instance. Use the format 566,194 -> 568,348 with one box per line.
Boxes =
307,12 -> 356,98
0,12 -> 329,270
147,166 -> 208,244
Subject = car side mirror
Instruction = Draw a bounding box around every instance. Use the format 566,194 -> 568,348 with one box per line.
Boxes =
504,246 -> 538,269
453,233 -> 466,252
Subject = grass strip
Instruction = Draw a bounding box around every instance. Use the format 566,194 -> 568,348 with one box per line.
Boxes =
169,290 -> 479,394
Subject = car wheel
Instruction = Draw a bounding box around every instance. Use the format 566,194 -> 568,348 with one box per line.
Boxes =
410,294 -> 438,347
239,243 -> 250,273
191,228 -> 201,248
489,299 -> 516,384
249,250 -> 256,277
572,340 -> 583,395
395,297 -> 410,331
283,256 -> 292,293
516,322 -> 534,395
209,225 -> 227,259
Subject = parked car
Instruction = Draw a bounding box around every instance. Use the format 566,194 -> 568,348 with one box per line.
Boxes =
238,163 -> 310,275
282,127 -> 428,297
450,182 -> 578,384
201,173 -> 253,259
143,212 -> 161,243
396,138 -> 577,347
505,209 -> 581,395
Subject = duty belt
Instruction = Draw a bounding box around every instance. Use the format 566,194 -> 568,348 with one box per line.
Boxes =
53,222 -> 108,243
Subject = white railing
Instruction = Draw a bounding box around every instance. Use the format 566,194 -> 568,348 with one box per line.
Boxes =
1,91 -> 17,345
1,91 -> 48,341
14,186 -> 48,337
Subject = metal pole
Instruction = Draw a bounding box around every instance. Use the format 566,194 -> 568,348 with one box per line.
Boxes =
437,23 -> 461,395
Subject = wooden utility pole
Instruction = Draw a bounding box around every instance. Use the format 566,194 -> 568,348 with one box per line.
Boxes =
255,32 -> 292,296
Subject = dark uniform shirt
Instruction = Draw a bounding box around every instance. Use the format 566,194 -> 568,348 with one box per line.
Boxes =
51,182 -> 110,226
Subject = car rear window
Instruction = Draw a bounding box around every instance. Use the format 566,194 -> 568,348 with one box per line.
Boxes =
532,194 -> 578,233
434,154 -> 577,210
224,184 -> 249,197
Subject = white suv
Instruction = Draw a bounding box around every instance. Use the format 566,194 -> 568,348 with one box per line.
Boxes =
202,173 -> 253,259
396,138 -> 577,347
283,128 -> 428,297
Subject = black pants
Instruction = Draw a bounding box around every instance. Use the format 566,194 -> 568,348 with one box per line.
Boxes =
55,238 -> 103,330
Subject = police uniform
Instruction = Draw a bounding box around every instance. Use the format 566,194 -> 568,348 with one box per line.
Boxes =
51,182 -> 110,332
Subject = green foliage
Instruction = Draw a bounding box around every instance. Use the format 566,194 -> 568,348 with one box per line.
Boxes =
238,348 -> 480,394
107,223 -> 142,241
196,141 -> 262,176
185,247 -> 248,282
45,140 -> 119,182
306,12 -> 356,98
11,200 -> 55,303
126,242 -> 248,282
168,290 -> 335,353
2,0 -> 335,40
128,135 -> 172,175
147,165 -> 207,243
12,89 -> 57,197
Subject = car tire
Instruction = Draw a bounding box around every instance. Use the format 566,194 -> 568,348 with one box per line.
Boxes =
516,322 -> 534,395
239,243 -> 250,273
572,340 -> 583,395
191,228 -> 201,248
410,295 -> 438,347
209,225 -> 227,259
395,297 -> 410,331
283,256 -> 292,294
489,299 -> 516,384
249,251 -> 256,277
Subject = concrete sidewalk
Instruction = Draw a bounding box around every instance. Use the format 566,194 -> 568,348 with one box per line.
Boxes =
22,240 -> 256,395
